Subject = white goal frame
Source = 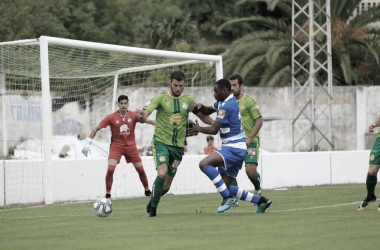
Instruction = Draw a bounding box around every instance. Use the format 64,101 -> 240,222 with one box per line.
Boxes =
38,36 -> 223,204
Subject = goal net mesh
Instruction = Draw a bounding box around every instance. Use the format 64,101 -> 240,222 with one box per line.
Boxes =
0,38 -> 218,206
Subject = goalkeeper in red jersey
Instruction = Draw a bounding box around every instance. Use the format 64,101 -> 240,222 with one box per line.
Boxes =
82,95 -> 155,200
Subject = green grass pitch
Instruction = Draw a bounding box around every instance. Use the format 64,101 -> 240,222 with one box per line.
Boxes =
0,184 -> 378,250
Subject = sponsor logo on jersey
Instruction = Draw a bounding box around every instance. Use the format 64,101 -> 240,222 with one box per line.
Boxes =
217,109 -> 226,119
116,120 -> 119,124
120,124 -> 130,135
172,160 -> 180,168
182,102 -> 188,110
248,148 -> 256,155
240,105 -> 245,110
128,118 -> 132,123
170,113 -> 182,128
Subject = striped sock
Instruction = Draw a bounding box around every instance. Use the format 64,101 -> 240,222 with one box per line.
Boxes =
229,186 -> 261,204
201,166 -> 230,198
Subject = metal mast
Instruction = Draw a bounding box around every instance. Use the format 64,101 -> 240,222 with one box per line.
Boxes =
292,0 -> 334,151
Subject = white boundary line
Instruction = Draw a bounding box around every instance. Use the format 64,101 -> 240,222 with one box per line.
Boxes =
0,201 -> 362,218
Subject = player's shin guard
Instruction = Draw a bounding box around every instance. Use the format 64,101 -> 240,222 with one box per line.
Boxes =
251,171 -> 261,191
201,166 -> 230,198
151,177 -> 165,208
366,174 -> 377,195
228,186 -> 261,204
135,166 -> 149,190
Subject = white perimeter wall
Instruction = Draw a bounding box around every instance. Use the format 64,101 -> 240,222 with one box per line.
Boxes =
0,150 -> 370,207
1,86 -> 380,157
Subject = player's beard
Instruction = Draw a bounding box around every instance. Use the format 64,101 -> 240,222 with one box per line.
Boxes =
232,89 -> 240,97
170,87 -> 182,97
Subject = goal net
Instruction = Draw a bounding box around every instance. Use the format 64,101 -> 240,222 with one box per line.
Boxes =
0,36 -> 223,207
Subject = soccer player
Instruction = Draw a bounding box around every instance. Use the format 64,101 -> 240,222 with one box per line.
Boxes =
190,78 -> 272,213
136,70 -> 213,218
357,113 -> 380,212
229,74 -> 263,202
82,95 -> 154,200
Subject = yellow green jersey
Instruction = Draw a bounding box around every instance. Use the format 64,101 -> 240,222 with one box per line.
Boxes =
143,90 -> 195,147
236,94 -> 261,144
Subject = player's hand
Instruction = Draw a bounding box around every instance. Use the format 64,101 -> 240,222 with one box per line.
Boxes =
190,119 -> 200,132
82,138 -> 92,157
369,123 -> 376,133
190,103 -> 202,114
135,109 -> 145,121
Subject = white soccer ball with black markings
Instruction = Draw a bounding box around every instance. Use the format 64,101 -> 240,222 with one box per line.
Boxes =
93,198 -> 113,218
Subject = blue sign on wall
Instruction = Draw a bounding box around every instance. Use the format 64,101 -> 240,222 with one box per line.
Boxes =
56,119 -> 83,135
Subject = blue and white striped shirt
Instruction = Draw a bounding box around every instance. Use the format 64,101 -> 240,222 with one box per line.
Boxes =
213,94 -> 246,149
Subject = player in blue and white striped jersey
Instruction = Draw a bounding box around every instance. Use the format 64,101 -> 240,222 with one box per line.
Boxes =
191,79 -> 272,213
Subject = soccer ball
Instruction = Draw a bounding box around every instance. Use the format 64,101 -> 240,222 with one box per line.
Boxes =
93,198 -> 113,218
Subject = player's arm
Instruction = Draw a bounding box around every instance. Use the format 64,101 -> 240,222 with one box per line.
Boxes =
369,115 -> 380,133
196,112 -> 214,125
191,119 -> 222,135
82,124 -> 103,157
246,116 -> 263,143
135,109 -> 151,122
191,103 -> 216,116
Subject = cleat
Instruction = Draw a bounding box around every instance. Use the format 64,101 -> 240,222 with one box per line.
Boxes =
256,197 -> 272,213
145,189 -> 152,197
217,197 -> 237,213
146,200 -> 152,213
143,207 -> 156,218
232,201 -> 239,207
358,195 -> 376,211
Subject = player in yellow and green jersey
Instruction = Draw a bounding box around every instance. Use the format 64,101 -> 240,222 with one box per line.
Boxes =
358,112 -> 380,212
229,74 -> 263,206
136,70 -> 213,218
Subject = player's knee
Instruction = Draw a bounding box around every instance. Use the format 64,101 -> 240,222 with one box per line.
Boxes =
107,168 -> 115,175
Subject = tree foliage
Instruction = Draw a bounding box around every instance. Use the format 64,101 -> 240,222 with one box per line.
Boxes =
221,0 -> 380,86
1,0 -> 380,85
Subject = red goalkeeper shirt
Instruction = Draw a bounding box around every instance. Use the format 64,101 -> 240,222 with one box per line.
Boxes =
99,110 -> 141,147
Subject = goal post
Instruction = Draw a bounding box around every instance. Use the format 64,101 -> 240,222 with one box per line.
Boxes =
0,36 -> 223,206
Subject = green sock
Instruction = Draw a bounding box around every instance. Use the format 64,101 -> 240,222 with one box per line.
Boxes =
251,172 -> 261,191
151,177 -> 165,208
366,174 -> 377,196
230,178 -> 238,187
162,189 -> 169,196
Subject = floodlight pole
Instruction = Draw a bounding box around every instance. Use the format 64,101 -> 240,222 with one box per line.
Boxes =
292,0 -> 334,151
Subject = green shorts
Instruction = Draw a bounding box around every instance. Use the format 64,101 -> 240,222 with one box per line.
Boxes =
369,137 -> 380,165
245,141 -> 259,165
152,139 -> 184,177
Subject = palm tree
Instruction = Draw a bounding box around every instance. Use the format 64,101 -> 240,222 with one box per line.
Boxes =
142,4 -> 199,51
219,0 -> 380,86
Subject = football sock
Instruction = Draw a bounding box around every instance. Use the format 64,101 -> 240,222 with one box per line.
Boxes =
135,166 -> 149,190
162,189 -> 169,196
105,165 -> 116,193
366,174 -> 377,196
251,171 -> 261,191
151,177 -> 165,208
230,178 -> 238,186
228,186 -> 261,204
201,166 -> 230,198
